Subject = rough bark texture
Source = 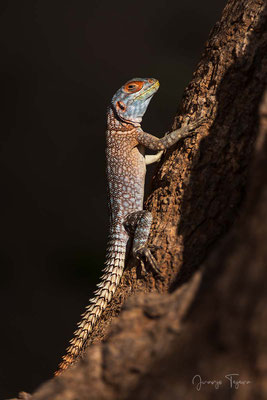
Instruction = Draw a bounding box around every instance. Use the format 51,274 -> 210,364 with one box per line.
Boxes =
10,0 -> 267,399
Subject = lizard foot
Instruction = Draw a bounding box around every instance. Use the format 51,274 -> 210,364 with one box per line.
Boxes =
187,116 -> 206,132
134,246 -> 163,279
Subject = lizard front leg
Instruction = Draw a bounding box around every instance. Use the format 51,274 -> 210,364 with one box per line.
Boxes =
137,117 -> 204,151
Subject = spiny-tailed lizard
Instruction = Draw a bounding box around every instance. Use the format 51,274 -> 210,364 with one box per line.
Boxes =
55,78 -> 203,375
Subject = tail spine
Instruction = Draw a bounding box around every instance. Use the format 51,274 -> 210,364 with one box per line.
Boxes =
55,237 -> 126,375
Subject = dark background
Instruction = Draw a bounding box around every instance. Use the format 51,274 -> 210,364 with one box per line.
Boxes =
0,1 -> 225,398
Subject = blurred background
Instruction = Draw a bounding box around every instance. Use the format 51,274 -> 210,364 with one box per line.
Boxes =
0,1 -> 225,398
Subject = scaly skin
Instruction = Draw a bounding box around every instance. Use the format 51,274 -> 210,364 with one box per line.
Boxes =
55,78 -> 203,375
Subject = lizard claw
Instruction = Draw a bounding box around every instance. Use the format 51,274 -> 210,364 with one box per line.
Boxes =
187,116 -> 206,131
134,246 -> 164,280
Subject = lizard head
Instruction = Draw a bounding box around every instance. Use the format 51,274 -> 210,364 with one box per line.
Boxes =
111,78 -> 159,125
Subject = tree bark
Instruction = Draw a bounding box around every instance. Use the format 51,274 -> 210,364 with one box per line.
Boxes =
10,0 -> 267,399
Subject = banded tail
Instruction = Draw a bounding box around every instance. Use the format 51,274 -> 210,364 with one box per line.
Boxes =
55,236 -> 127,375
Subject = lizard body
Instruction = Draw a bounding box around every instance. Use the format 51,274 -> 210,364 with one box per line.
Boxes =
55,78 -> 203,375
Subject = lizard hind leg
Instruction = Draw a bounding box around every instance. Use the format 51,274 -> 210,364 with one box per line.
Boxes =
124,210 -> 162,278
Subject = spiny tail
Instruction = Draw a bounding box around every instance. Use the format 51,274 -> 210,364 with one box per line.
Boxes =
55,238 -> 126,375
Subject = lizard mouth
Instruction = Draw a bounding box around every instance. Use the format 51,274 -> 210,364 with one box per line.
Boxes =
134,80 -> 160,102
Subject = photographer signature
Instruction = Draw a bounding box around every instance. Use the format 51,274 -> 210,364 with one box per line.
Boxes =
192,374 -> 251,391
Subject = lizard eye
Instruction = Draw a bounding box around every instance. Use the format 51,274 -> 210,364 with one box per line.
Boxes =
123,81 -> 144,93
116,101 -> 126,112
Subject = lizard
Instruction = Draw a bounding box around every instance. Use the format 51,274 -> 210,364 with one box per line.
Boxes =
55,77 -> 203,375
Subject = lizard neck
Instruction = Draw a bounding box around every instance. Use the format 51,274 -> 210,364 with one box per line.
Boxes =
107,107 -> 141,131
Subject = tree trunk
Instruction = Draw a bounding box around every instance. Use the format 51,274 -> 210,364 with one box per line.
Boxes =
10,0 -> 267,399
